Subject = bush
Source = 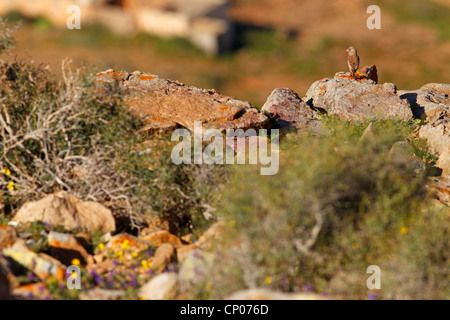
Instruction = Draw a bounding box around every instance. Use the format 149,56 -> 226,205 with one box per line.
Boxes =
187,121 -> 448,299
0,57 -> 145,226
0,58 -> 227,238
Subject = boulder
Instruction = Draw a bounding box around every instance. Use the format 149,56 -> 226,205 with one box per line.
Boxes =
194,221 -> 225,250
0,260 -> 12,299
261,88 -> 324,133
152,243 -> 176,273
418,110 -> 450,175
304,73 -> 412,122
427,177 -> 450,205
0,225 -> 16,249
140,230 -> 183,247
48,231 -> 94,267
399,83 -> 450,119
139,272 -> 178,300
398,84 -> 450,175
2,240 -> 66,282
108,233 -> 151,253
95,70 -> 270,134
12,191 -> 116,234
12,282 -> 50,300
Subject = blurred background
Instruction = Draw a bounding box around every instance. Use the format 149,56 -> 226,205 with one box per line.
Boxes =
1,0 -> 450,107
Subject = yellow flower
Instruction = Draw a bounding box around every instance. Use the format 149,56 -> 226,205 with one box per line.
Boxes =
2,168 -> 11,175
7,181 -> 15,190
71,271 -> 78,279
121,239 -> 130,250
71,258 -> 81,266
141,260 -> 149,271
97,243 -> 105,251
132,252 -> 139,258
116,251 -> 124,259
400,227 -> 408,235
264,277 -> 272,285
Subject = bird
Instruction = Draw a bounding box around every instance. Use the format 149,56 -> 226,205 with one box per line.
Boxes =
346,46 -> 360,79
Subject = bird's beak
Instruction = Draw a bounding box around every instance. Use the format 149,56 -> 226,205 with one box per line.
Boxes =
346,49 -> 349,53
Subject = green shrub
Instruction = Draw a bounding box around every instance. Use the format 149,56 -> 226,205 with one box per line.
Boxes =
0,54 -> 227,235
187,121 -> 448,299
123,138 -> 229,235
0,57 -> 145,227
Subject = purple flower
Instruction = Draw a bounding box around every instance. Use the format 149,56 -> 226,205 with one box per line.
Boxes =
129,274 -> 138,287
368,292 -> 380,300
304,284 -> 312,292
146,250 -> 153,256
112,260 -> 119,267
27,273 -> 35,282
108,269 -> 116,278
90,270 -> 102,285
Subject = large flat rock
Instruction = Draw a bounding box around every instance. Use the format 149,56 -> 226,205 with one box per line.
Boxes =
303,72 -> 412,122
95,70 -> 270,134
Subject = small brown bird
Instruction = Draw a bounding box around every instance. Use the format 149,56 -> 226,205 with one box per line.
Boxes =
346,46 -> 360,78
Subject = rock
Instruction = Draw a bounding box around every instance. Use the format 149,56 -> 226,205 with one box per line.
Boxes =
418,110 -> 450,175
2,240 -> 66,282
261,88 -> 324,133
176,221 -> 226,263
48,231 -> 93,267
12,191 -> 115,234
109,233 -> 151,253
152,243 -> 176,273
95,70 -> 270,134
427,177 -> 450,205
398,84 -> 450,174
358,122 -> 377,144
389,141 -> 427,175
140,230 -> 183,247
226,288 -> 331,300
399,83 -> 450,119
304,74 -> 412,122
0,256 -> 19,290
79,288 -> 126,300
195,221 -> 225,250
225,135 -> 271,154
176,244 -> 197,263
0,225 -> 16,249
389,141 -> 412,158
139,272 -> 178,300
12,282 -> 50,300
0,259 -> 12,299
